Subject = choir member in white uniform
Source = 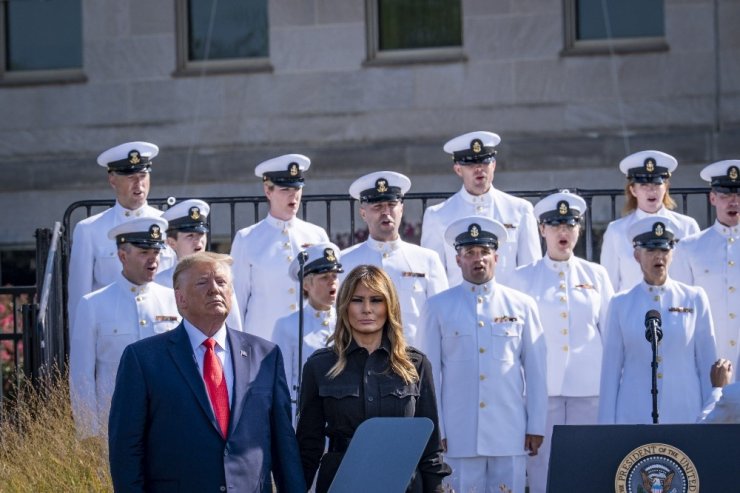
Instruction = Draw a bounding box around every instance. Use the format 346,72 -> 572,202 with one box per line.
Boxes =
421,131 -> 541,287
673,160 -> 740,376
340,171 -> 448,347
598,217 -> 717,424
600,150 -> 699,292
69,217 -> 180,438
156,199 -> 242,331
509,191 -> 614,493
420,216 -> 547,493
273,242 -> 342,420
67,142 -> 175,327
230,154 -> 329,341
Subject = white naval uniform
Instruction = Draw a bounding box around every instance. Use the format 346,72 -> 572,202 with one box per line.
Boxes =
69,272 -> 180,437
155,265 -> 244,332
339,237 -> 448,348
421,186 -> 542,288
272,304 -> 335,406
672,221 -> 740,375
598,278 -> 717,424
419,279 -> 547,493
67,202 -> 175,327
600,207 -> 699,292
229,214 -> 329,342
510,256 -> 614,493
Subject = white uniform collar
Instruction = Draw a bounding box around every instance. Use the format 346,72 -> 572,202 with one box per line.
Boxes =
265,213 -> 297,230
114,201 -> 150,219
638,277 -> 673,293
367,236 -> 403,253
183,318 -> 229,352
461,277 -> 496,295
545,255 -> 573,273
634,206 -> 668,220
712,220 -> 740,237
305,303 -> 335,326
115,270 -> 150,296
459,185 -> 495,204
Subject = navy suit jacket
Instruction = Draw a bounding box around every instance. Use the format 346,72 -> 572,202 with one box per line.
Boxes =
108,323 -> 306,492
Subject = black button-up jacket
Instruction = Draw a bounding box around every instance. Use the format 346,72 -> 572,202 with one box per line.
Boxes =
296,335 -> 450,492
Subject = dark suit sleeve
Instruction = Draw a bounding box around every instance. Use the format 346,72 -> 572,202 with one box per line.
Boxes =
269,346 -> 307,492
414,353 -> 452,490
108,345 -> 148,493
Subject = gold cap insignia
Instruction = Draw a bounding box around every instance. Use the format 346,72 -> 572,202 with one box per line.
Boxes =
324,248 -> 336,262
729,166 -> 739,181
128,150 -> 141,165
558,200 -> 569,216
469,224 -> 480,238
654,222 -> 664,237
644,158 -> 656,173
376,178 -> 388,193
289,162 -> 299,176
189,207 -> 200,220
150,225 -> 161,239
471,139 -> 482,154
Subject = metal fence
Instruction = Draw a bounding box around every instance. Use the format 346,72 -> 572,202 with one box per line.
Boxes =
0,186 -> 713,401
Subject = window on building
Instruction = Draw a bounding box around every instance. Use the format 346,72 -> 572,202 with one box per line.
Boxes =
564,0 -> 667,55
366,0 -> 463,65
0,0 -> 84,85
175,0 -> 270,75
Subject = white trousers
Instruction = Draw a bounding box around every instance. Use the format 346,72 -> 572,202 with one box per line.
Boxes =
446,455 -> 526,493
526,396 -> 599,493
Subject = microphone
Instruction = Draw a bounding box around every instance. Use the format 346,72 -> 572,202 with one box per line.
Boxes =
644,310 -> 663,344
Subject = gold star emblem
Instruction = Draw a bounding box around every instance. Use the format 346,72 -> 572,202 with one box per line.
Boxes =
376,179 -> 388,193
289,163 -> 299,176
558,200 -> 569,216
128,150 -> 141,165
470,224 -> 480,238
654,222 -> 664,237
189,207 -> 200,220
645,158 -> 656,173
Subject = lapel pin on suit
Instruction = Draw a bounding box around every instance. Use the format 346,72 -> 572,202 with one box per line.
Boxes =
240,349 -> 248,358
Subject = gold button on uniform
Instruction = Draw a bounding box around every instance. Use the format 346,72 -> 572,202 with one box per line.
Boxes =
322,320 -> 329,326
479,374 -> 485,381
559,296 -> 567,303
657,372 -> 663,379
479,402 -> 486,408
560,312 -> 567,319
287,256 -> 294,262
139,320 -> 146,326
730,313 -> 737,319
558,272 -> 564,278
288,288 -> 295,294
730,340 -> 737,347
730,237 -> 736,243
478,321 -> 484,327
560,329 -> 568,335
562,345 -> 568,352
479,347 -> 486,354
477,297 -> 483,304
730,260 -> 736,267
730,286 -> 736,293
130,287 -> 136,293
559,283 -> 566,290
136,296 -> 142,302
290,304 -> 297,311
654,296 -> 660,302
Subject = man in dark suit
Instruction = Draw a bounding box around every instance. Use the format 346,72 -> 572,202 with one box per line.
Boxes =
108,251 -> 305,492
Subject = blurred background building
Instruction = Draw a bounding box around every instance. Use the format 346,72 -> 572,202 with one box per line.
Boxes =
1,0 -> 739,285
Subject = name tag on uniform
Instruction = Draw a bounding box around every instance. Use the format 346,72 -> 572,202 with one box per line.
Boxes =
503,223 -> 516,229
156,315 -> 179,322
494,316 -> 519,323
575,283 -> 594,289
669,307 -> 694,314
301,243 -> 314,248
402,272 -> 426,278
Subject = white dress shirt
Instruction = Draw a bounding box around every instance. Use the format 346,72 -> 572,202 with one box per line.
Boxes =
183,320 -> 234,409
420,278 -> 547,457
672,221 -> 740,372
230,214 -> 329,342
421,186 -> 542,287
69,272 -> 180,437
600,207 -> 699,292
339,237 -> 448,347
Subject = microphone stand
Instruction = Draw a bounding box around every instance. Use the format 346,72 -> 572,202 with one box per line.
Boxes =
294,251 -> 308,420
649,324 -> 660,424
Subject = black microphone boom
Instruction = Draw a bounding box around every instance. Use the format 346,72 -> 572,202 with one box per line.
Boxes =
644,309 -> 663,344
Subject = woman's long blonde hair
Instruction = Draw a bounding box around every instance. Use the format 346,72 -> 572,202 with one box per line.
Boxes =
622,179 -> 676,215
327,265 -> 418,384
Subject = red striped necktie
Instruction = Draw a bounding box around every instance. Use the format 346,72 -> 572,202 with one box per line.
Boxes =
202,338 -> 230,437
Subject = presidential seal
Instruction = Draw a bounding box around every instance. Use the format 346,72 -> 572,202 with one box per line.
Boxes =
615,443 -> 699,493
